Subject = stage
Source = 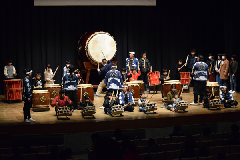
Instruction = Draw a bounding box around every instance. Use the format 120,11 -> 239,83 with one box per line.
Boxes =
1,88 -> 240,135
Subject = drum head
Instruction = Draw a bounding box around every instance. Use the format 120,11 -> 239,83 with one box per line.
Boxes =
86,32 -> 116,63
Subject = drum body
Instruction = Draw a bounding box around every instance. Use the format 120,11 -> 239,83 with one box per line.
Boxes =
76,84 -> 94,103
32,90 -> 50,108
209,99 -> 221,108
147,71 -> 160,86
126,83 -> 140,100
206,82 -> 220,98
44,84 -> 61,101
4,79 -> 23,101
57,106 -> 71,116
128,80 -> 145,92
176,101 -> 188,111
146,103 -> 157,111
163,80 -> 182,98
82,106 -> 96,116
180,72 -> 190,85
78,31 -> 117,64
112,105 -> 124,115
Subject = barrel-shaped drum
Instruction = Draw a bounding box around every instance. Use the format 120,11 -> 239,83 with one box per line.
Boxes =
44,84 -> 61,101
4,79 -> 23,101
32,90 -> 50,108
206,82 -> 220,98
76,84 -> 94,103
78,31 -> 117,64
112,105 -> 124,115
126,83 -> 140,100
163,80 -> 182,98
128,80 -> 145,92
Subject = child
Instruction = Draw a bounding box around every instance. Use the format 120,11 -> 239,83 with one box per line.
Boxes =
160,69 -> 170,98
138,92 -> 149,112
44,64 -> 55,84
139,52 -> 151,91
167,93 -> 182,112
80,95 -> 94,107
32,72 -> 43,89
203,89 -> 214,108
220,84 -> 238,108
175,59 -> 184,80
22,68 -> 35,123
119,85 -> 134,112
75,70 -> 84,84
103,92 -> 116,116
4,59 -> 17,79
229,55 -> 238,93
128,68 -> 141,82
166,84 -> 181,111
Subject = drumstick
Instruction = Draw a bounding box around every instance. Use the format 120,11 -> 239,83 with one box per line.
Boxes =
123,78 -> 128,83
179,63 -> 187,71
128,62 -> 130,72
101,50 -> 106,59
144,60 -> 145,68
138,62 -> 139,70
46,67 -> 48,81
151,66 -> 152,72
52,66 -> 59,79
116,86 -> 119,96
167,70 -> 170,79
212,87 -> 215,97
80,87 -> 82,102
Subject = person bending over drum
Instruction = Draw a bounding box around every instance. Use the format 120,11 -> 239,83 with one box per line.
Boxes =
119,85 -> 134,112
203,89 -> 215,108
22,68 -> 35,123
220,84 -> 238,108
103,92 -> 117,116
32,72 -> 43,89
138,92 -> 149,112
44,64 -> 55,84
51,89 -> 73,115
80,95 -> 94,107
4,59 -> 17,79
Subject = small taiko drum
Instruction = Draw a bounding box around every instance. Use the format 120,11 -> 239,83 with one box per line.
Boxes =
126,83 -> 140,100
209,99 -> 221,108
57,106 -> 71,119
4,79 -> 23,101
146,103 -> 157,112
76,84 -> 94,103
180,72 -> 191,85
176,101 -> 188,111
112,105 -> 124,115
147,71 -> 160,86
206,82 -> 220,98
78,31 -> 117,64
32,90 -> 50,110
128,80 -> 145,92
163,80 -> 182,99
82,106 -> 96,117
44,84 -> 61,101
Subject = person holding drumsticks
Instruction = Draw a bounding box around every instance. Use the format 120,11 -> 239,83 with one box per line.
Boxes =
139,52 -> 151,91
4,59 -> 17,79
126,50 -> 139,73
44,64 -> 55,84
119,85 -> 134,112
22,68 -> 35,123
95,58 -> 112,97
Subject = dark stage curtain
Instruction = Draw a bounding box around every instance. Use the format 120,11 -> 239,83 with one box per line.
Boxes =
0,0 -> 240,94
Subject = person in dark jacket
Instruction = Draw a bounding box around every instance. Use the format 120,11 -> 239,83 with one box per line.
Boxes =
203,89 -> 214,108
80,95 -> 94,107
160,69 -> 169,98
32,72 -> 43,90
175,59 -> 184,80
186,49 -> 198,72
139,52 -> 151,91
229,55 -> 238,93
103,92 -> 116,116
206,54 -> 215,82
22,68 -> 35,123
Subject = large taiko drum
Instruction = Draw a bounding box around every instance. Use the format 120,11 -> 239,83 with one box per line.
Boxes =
128,80 -> 145,92
44,84 -> 61,101
76,84 -> 94,103
4,79 -> 23,101
32,90 -> 50,109
206,82 -> 220,98
78,31 -> 117,64
126,83 -> 140,100
147,71 -> 160,86
163,80 -> 182,99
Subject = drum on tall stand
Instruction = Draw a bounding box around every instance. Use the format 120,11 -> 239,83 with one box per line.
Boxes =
3,79 -> 23,103
44,84 -> 61,102
76,84 -> 94,106
163,80 -> 182,101
32,90 -> 50,111
147,71 -> 160,93
180,72 -> 191,93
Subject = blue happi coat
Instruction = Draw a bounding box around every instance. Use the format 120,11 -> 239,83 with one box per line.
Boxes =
63,73 -> 78,91
220,90 -> 233,101
126,58 -> 139,72
119,91 -> 134,105
104,69 -> 123,90
192,62 -> 209,81
22,77 -> 33,101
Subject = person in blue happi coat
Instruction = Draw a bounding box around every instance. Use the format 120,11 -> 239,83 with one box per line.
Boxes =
22,68 -> 35,123
126,50 -> 139,73
104,63 -> 123,97
220,84 -> 238,108
119,85 -> 134,112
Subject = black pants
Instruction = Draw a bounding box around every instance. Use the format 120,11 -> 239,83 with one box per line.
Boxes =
140,72 -> 149,90
193,81 -> 206,103
66,90 -> 78,110
108,89 -> 120,97
23,100 -> 32,120
124,104 -> 134,112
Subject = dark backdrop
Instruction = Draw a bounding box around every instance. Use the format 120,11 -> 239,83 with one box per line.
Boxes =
1,0 -> 240,94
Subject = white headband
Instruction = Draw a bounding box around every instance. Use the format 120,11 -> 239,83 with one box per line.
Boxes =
26,70 -> 32,75
129,52 -> 135,54
122,85 -> 128,88
220,86 -> 227,89
112,65 -> 117,67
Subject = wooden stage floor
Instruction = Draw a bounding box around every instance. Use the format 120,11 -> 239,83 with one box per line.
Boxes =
1,88 -> 240,135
